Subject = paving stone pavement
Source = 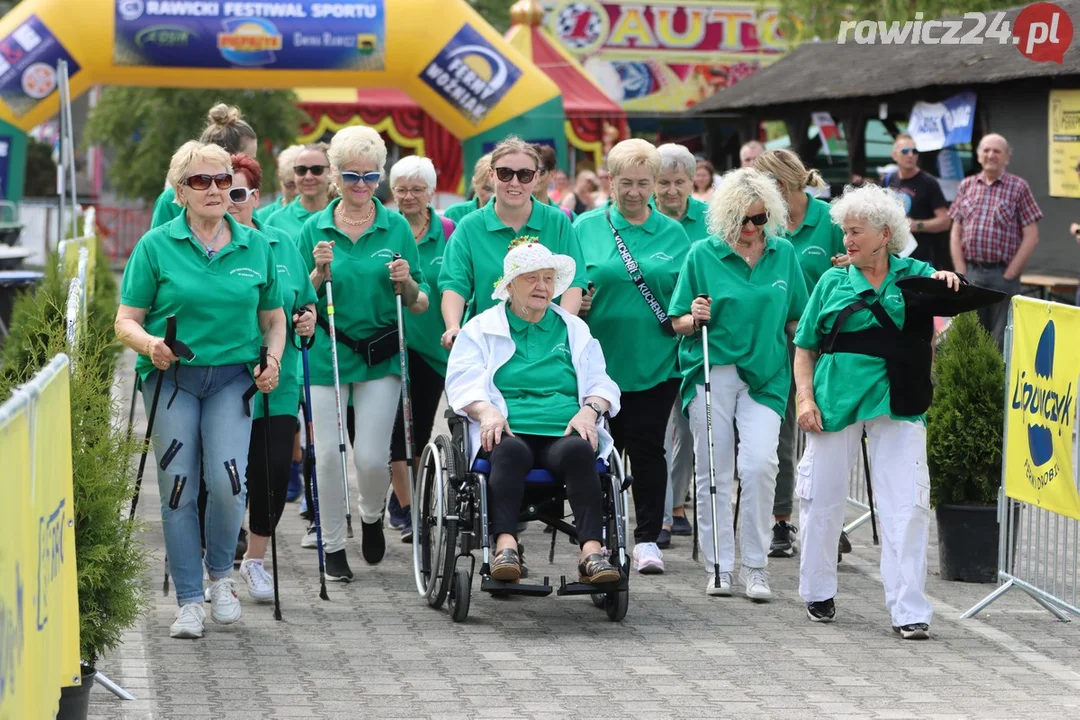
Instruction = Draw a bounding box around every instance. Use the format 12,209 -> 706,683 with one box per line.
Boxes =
88,350 -> 1080,720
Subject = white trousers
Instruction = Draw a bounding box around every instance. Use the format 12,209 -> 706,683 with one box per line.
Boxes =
310,376 -> 401,553
797,416 -> 933,627
689,365 -> 782,573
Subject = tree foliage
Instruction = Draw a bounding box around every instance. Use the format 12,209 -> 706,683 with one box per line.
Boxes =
926,311 -> 1006,507
775,0 -> 1018,45
468,0 -> 513,33
85,88 -> 306,204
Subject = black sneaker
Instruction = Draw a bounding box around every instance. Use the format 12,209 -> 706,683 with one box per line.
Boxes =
657,528 -> 672,549
671,516 -> 693,536
768,522 -> 797,558
325,549 -> 353,582
361,520 -> 386,564
807,598 -> 836,623
898,623 -> 930,640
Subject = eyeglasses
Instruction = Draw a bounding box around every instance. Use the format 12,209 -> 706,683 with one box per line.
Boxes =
494,167 -> 537,184
341,171 -> 381,185
283,181 -> 296,192
294,165 -> 327,176
393,186 -> 428,197
741,213 -> 768,226
899,148 -> 918,155
229,187 -> 256,204
183,173 -> 232,191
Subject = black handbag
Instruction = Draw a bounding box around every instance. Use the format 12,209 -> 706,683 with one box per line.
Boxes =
316,315 -> 399,366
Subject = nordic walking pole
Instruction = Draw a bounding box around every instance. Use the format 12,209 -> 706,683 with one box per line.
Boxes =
126,374 -> 141,442
391,253 -> 417,535
862,431 -> 879,545
131,315 -> 177,522
323,264 -> 354,538
697,294 -> 722,590
259,346 -> 283,620
298,309 -> 330,601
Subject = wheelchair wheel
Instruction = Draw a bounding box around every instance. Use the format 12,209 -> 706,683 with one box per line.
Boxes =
412,436 -> 458,609
605,589 -> 628,622
448,568 -> 471,623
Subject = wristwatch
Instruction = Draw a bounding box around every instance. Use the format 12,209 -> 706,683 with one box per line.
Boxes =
915,221 -> 925,232
583,401 -> 603,418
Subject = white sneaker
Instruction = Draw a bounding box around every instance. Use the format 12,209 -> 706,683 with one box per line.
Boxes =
239,559 -> 275,603
632,542 -> 665,574
170,603 -> 205,639
208,577 -> 242,624
741,566 -> 773,602
301,525 -> 318,549
705,571 -> 733,597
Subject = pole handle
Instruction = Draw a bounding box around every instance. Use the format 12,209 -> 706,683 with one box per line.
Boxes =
260,345 -> 268,372
392,252 -> 403,295
695,293 -> 710,329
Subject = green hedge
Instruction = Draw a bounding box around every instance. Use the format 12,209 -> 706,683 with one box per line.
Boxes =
0,243 -> 148,667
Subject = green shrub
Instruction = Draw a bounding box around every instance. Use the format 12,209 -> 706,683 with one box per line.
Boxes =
0,247 -> 148,666
927,311 -> 1006,507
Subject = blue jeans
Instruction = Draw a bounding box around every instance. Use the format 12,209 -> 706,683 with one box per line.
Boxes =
144,364 -> 253,606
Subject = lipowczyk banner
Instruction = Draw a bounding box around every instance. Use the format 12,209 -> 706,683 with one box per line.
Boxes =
113,0 -> 386,71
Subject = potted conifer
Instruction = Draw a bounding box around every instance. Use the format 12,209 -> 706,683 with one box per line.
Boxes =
926,311 -> 1007,583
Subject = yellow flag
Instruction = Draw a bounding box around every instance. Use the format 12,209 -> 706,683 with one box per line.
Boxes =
1004,297 -> 1080,520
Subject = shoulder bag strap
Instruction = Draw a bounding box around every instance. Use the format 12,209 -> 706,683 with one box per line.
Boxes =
821,298 -> 869,353
606,208 -> 675,336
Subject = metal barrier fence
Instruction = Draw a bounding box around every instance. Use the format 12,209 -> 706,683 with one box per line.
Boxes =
58,206 -> 94,355
795,427 -> 878,541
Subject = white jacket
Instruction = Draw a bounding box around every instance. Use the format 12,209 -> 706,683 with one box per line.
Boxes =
445,302 -> 622,468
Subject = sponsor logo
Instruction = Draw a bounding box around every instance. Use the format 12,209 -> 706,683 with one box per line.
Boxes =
118,0 -> 145,22
420,24 -> 522,124
217,18 -> 282,66
1012,319 -> 1074,489
135,25 -> 197,49
20,62 -> 55,99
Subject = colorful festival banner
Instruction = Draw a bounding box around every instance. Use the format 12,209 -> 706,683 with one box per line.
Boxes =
1004,297 -> 1080,521
544,0 -> 787,111
0,355 -> 81,720
0,14 -> 81,118
113,0 -> 386,70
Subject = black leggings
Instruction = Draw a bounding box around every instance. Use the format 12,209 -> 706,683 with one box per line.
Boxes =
390,350 -> 445,462
246,415 -> 298,537
484,434 -> 604,546
608,378 -> 679,544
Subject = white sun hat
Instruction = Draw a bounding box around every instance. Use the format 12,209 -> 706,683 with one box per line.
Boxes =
491,241 -> 577,302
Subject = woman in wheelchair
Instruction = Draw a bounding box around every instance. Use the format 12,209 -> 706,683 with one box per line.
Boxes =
445,242 -> 623,585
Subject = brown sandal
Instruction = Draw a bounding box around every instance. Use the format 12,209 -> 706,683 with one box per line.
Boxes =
578,553 -> 620,585
490,548 -> 521,581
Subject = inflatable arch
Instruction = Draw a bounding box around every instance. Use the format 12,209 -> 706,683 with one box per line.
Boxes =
0,0 -> 567,198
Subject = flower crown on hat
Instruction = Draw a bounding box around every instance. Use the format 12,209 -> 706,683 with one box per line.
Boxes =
494,236 -> 542,290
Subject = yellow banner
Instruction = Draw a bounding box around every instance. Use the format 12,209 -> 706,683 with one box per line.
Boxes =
0,355 -> 81,720
1005,297 -> 1080,520
1049,89 -> 1080,199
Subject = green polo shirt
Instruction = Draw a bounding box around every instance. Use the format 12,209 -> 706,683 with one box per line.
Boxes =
494,304 -> 579,437
794,255 -> 935,432
403,205 -> 451,377
298,197 -> 429,386
787,194 -> 847,293
151,187 -> 183,228
575,205 -> 690,391
266,196 -> 320,241
121,212 -> 282,383
650,196 -> 710,244
440,197 -> 587,317
253,221 -> 318,419
670,235 -> 809,417
443,196 -> 488,224
254,198 -> 288,226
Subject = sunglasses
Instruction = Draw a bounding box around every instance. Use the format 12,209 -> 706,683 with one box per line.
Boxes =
340,171 -> 381,185
494,166 -> 537,184
899,148 -> 918,155
229,187 -> 256,204
283,181 -> 296,192
184,173 -> 232,191
294,164 -> 327,177
742,213 -> 768,226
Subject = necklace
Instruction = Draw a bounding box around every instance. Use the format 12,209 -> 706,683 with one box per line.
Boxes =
411,210 -> 430,240
190,219 -> 226,257
337,202 -> 375,227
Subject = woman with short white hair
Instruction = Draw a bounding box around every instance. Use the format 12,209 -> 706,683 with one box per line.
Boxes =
670,167 -> 809,599
254,144 -> 304,225
574,138 -> 691,575
793,184 -> 958,637
298,125 -> 430,582
653,142 -> 709,545
382,155 -> 455,541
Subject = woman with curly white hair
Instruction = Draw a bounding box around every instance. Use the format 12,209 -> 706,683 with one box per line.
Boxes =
792,184 -> 958,638
669,167 -> 809,599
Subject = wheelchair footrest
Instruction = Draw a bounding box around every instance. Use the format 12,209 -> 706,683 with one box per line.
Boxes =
480,577 -> 553,597
556,575 -> 626,596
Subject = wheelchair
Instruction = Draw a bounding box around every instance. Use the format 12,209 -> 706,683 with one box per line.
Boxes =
411,410 -> 632,623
